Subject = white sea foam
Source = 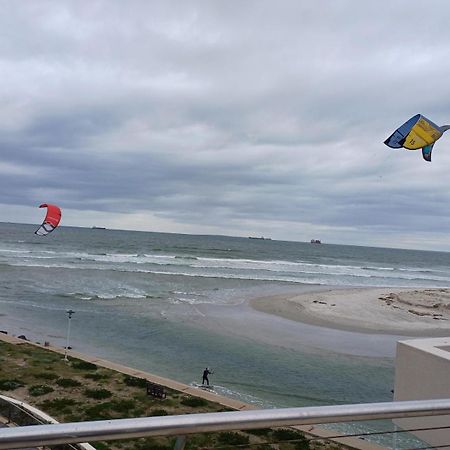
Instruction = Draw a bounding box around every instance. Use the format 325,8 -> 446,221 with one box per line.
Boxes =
5,258 -> 450,287
2,241 -> 450,288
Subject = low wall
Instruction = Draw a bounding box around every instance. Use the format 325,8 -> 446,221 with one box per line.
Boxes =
394,337 -> 450,450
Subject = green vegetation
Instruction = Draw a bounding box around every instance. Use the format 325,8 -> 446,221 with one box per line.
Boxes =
0,340 -> 342,450
0,379 -> 24,390
84,388 -> 113,399
274,428 -> 309,442
72,360 -> 98,371
218,431 -> 250,446
123,375 -> 147,388
34,372 -> 59,380
149,408 -> 168,416
28,384 -> 54,396
84,373 -> 108,380
247,428 -> 272,436
56,377 -> 82,387
39,398 -> 78,413
180,396 -> 208,407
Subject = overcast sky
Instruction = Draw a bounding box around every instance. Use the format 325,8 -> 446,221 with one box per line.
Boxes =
2,1 -> 450,250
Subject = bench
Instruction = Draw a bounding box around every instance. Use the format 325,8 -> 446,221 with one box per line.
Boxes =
146,381 -> 167,399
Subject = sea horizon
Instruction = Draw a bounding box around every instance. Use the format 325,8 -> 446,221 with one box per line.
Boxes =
6,220 -> 450,254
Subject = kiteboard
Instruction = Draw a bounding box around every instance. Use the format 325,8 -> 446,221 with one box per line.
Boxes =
191,382 -> 215,391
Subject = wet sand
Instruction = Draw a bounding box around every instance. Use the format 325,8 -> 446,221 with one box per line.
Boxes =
250,287 -> 450,336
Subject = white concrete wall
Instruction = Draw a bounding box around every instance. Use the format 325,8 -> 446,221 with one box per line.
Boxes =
394,337 -> 450,450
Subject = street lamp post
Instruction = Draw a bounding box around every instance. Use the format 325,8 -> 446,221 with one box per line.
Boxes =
64,309 -> 75,361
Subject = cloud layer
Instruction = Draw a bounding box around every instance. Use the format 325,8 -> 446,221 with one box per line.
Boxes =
2,1 -> 450,250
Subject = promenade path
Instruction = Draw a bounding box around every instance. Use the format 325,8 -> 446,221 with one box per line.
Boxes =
0,333 -> 385,450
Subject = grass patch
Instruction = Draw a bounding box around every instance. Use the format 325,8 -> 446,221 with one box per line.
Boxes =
38,398 -> 78,414
84,372 -> 109,380
272,428 -> 307,442
0,340 -> 331,450
34,372 -> 59,380
28,384 -> 54,396
0,379 -> 24,390
180,396 -> 208,407
130,438 -> 173,450
56,378 -> 82,387
123,375 -> 147,388
84,403 -> 115,421
84,388 -> 113,399
110,399 -> 136,413
72,360 -> 98,371
149,409 -> 169,416
217,431 -> 250,446
247,428 -> 272,436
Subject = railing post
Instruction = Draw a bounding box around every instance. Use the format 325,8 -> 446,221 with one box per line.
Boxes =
174,435 -> 186,450
392,422 -> 398,450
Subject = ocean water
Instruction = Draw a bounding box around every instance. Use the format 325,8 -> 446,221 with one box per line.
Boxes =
1,222 -> 449,445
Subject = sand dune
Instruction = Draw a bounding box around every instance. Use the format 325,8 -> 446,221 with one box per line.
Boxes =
250,287 -> 450,336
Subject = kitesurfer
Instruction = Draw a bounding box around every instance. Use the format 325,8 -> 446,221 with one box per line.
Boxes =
202,367 -> 213,385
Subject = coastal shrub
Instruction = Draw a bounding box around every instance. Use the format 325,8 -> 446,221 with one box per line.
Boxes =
132,408 -> 145,417
180,396 -> 208,407
217,431 -> 250,446
123,375 -> 147,388
56,378 -> 82,388
31,356 -> 58,365
92,443 -> 109,450
294,440 -> 311,450
160,398 -> 175,407
84,388 -> 112,399
110,399 -> 136,413
272,428 -> 307,443
149,409 -> 168,416
28,384 -> 54,396
72,360 -> 97,371
84,403 -> 114,420
131,438 -> 172,450
64,413 -> 83,422
84,373 -> 108,380
0,379 -> 24,390
184,433 -> 215,450
39,398 -> 78,413
34,372 -> 59,380
39,398 -> 78,408
247,428 -> 271,436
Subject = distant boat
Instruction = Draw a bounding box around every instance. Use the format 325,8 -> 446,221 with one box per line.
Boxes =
92,226 -> 106,230
310,239 -> 321,244
248,236 -> 272,240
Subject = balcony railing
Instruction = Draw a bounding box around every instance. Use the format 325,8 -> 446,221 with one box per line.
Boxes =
1,399 -> 450,449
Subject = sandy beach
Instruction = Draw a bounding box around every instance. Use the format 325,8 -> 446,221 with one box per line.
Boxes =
250,287 -> 450,336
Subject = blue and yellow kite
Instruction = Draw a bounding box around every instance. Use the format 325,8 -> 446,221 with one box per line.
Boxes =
384,114 -> 450,161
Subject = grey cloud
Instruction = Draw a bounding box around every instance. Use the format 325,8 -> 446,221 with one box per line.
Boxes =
2,0 -> 450,249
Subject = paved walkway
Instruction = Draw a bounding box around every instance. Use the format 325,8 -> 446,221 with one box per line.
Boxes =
0,333 -> 386,450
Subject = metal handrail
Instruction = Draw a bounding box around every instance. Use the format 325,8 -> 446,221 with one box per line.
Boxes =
1,399 -> 450,449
